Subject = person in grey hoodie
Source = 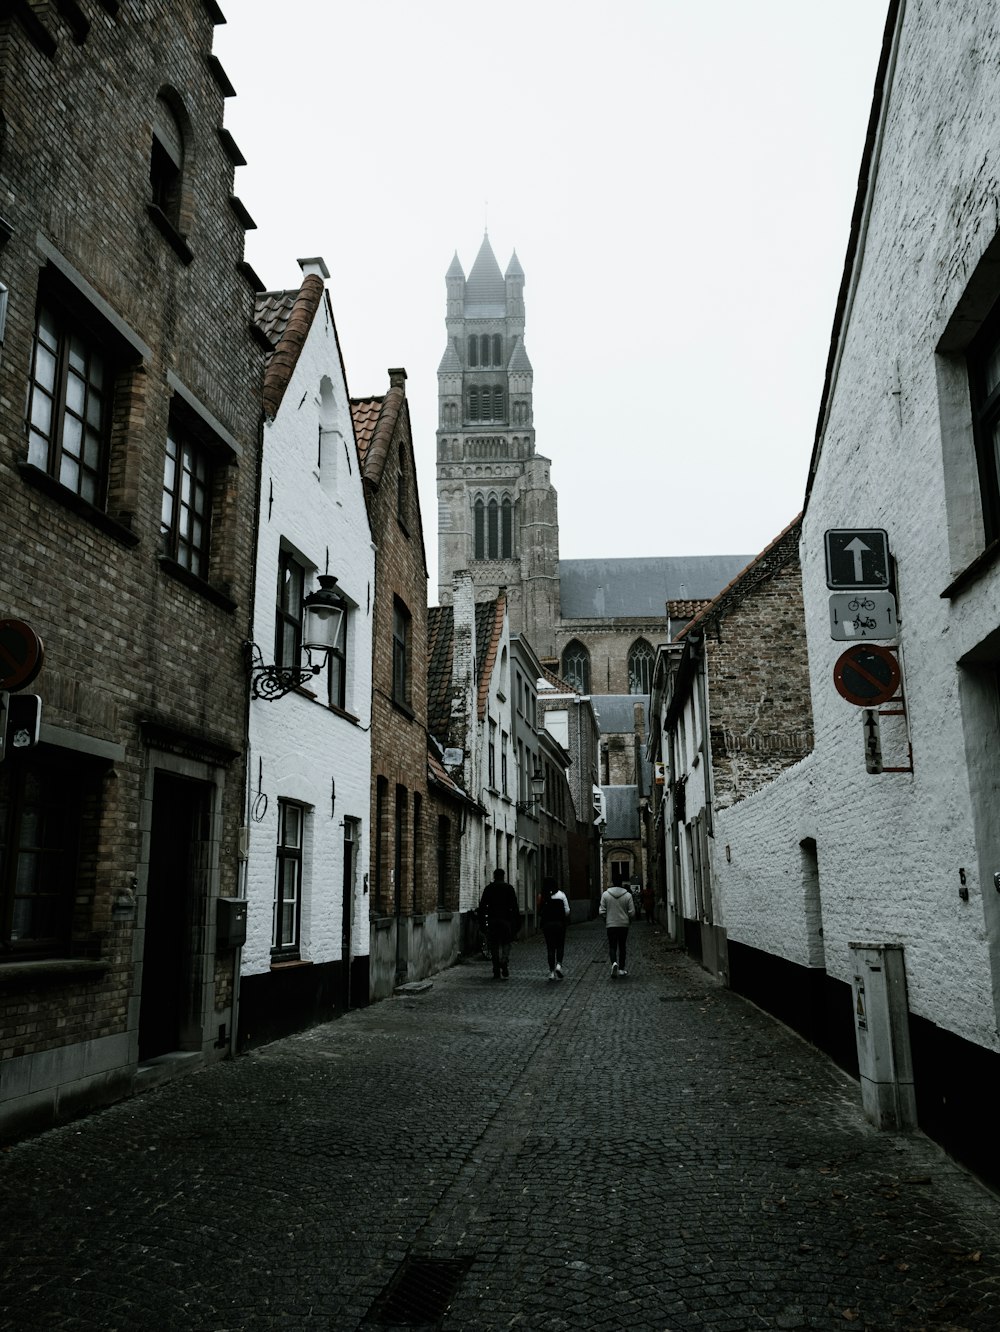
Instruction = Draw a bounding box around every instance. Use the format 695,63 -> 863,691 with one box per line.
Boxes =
599,881 -> 636,977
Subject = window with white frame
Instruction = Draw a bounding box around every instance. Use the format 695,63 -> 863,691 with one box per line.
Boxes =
273,801 -> 304,957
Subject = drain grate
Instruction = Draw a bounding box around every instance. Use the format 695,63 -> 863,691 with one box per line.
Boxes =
363,1255 -> 472,1327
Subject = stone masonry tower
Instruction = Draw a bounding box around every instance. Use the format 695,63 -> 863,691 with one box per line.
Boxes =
436,235 -> 560,659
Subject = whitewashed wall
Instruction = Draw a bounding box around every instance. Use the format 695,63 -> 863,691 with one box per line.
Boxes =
243,288 -> 374,977
801,2 -> 1000,1053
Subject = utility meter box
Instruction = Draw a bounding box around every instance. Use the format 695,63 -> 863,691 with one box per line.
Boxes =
849,942 -> 916,1130
216,896 -> 248,950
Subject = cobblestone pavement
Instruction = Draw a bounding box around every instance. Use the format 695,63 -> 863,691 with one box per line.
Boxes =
2,922 -> 1000,1331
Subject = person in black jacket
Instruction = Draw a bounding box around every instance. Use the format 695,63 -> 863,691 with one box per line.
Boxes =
478,868 -> 521,980
539,876 -> 571,980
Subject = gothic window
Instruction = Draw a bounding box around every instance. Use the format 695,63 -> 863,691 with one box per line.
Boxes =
468,386 -> 479,420
468,335 -> 478,367
487,498 -> 498,556
493,387 -> 505,420
628,639 -> 655,694
501,496 -> 512,557
562,641 -> 591,694
480,334 -> 490,366
474,498 -> 485,559
493,334 -> 502,366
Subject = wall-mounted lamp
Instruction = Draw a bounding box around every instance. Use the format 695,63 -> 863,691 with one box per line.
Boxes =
245,574 -> 345,701
516,767 -> 546,815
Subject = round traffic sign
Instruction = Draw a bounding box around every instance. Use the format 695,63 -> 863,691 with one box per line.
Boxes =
0,619 -> 45,692
833,643 -> 900,707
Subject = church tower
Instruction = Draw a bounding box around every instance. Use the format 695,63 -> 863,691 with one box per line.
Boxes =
436,235 -> 560,659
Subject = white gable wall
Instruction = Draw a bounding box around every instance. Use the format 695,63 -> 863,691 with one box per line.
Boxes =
244,293 -> 374,983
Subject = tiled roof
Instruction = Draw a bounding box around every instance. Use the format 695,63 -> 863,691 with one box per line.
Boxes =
446,252 -> 465,280
592,695 -> 651,738
505,250 -> 524,278
559,555 -> 753,619
474,592 -> 506,721
602,785 -> 641,838
438,339 -> 462,374
538,661 -> 577,693
255,275 -> 325,420
507,336 -> 532,373
426,604 -> 455,741
465,233 -> 506,314
667,599 -> 712,621
255,289 -> 297,345
350,379 -> 405,487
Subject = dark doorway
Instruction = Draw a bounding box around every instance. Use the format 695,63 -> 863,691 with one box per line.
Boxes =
138,772 -> 211,1061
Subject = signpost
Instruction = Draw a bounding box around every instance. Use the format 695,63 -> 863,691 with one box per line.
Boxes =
833,644 -> 901,708
824,529 -> 891,590
862,709 -> 883,774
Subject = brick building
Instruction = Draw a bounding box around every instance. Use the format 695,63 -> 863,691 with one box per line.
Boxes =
649,517 -> 812,971
351,370 -> 432,1000
0,1 -> 263,1134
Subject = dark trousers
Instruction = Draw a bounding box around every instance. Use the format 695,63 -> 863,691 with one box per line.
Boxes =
542,923 -> 566,970
488,924 -> 512,975
607,926 -> 628,967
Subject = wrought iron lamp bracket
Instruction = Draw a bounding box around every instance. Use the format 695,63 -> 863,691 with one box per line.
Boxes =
244,640 -> 323,702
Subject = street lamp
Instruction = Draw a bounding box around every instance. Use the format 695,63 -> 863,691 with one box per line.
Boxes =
516,766 -> 545,815
245,574 -> 345,701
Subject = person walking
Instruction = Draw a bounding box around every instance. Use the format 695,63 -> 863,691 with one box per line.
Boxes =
478,868 -> 521,980
599,880 -> 635,977
539,876 -> 570,980
641,883 -> 655,925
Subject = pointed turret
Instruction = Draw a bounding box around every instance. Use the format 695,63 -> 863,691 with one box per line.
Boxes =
465,233 -> 506,315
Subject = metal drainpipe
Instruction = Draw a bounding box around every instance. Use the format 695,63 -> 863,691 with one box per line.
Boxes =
692,634 -> 713,840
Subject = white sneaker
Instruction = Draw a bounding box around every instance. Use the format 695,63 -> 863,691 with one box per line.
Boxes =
548,970 -> 556,981
611,961 -> 619,977
555,964 -> 564,977
619,969 -> 628,977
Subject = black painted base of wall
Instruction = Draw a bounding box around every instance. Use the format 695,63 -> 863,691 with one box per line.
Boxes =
724,937 -> 1000,1191
237,954 -> 369,1053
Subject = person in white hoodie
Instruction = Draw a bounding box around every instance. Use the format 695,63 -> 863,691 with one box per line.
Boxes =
599,880 -> 636,977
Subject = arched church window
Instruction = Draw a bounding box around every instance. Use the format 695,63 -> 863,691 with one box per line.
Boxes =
493,387 -> 504,420
468,336 -> 478,367
480,334 -> 490,366
501,496 -> 512,558
468,386 -> 479,420
487,498 -> 499,557
492,334 -> 502,366
628,639 -> 655,694
562,641 -> 591,694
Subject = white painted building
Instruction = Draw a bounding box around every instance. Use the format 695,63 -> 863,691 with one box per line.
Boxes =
701,1 -> 1000,1185
238,260 -> 374,1049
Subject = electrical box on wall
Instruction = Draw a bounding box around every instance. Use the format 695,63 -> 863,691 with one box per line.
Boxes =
849,942 -> 916,1130
216,896 -> 248,950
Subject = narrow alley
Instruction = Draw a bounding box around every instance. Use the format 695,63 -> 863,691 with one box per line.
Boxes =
1,922 -> 998,1332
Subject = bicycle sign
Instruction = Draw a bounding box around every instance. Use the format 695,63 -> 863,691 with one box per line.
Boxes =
828,590 -> 897,641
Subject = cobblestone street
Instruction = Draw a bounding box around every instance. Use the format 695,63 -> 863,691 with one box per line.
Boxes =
1,921 -> 999,1331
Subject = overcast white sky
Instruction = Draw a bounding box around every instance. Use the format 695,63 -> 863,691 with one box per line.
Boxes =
215,2 -> 889,592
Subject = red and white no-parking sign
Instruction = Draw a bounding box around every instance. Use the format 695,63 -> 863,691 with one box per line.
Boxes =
833,643 -> 900,707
